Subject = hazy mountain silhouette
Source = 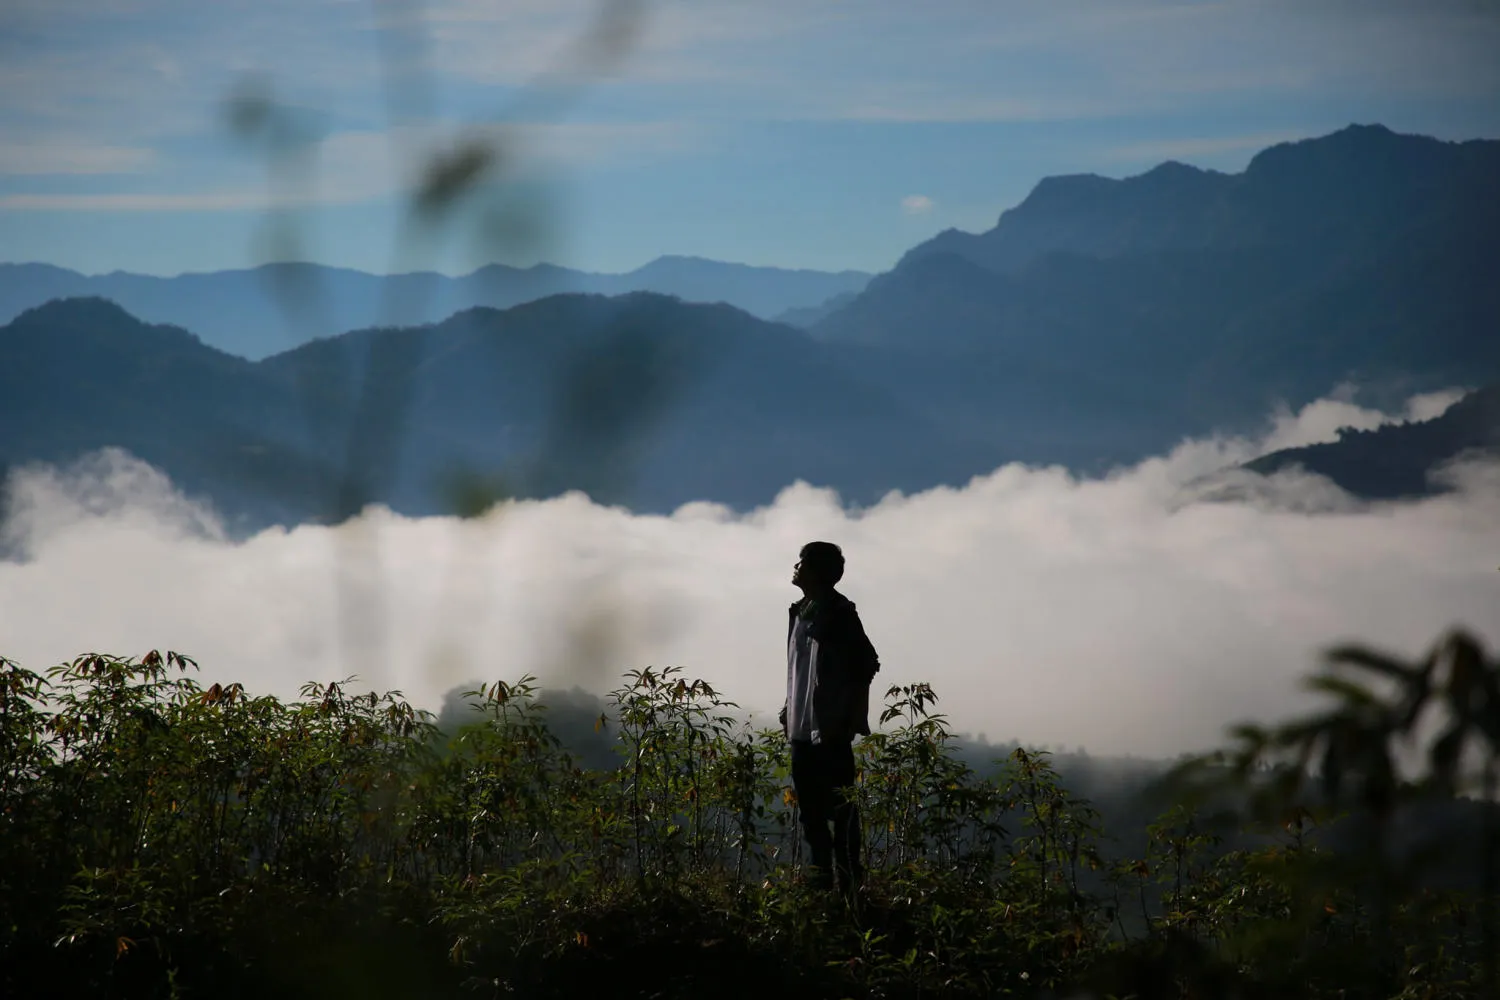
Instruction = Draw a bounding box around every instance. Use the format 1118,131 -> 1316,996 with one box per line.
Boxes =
1243,382 -> 1500,498
0,299 -> 334,535
816,124 -> 1500,437
774,290 -> 860,329
0,257 -> 871,361
1,295 -> 1013,533
6,125 -> 1498,531
262,292 -> 1037,517
894,124 -> 1497,273
7,288 -> 1484,541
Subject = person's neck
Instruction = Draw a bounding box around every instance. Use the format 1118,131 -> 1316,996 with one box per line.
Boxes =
798,584 -> 833,604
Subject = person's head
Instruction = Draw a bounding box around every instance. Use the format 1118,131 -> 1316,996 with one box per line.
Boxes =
792,541 -> 844,593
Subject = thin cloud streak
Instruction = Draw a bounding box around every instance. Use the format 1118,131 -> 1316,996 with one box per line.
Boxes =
0,120 -> 699,212
0,140 -> 157,176
0,191 -> 288,212
1099,129 -> 1325,165
6,1 -> 1499,154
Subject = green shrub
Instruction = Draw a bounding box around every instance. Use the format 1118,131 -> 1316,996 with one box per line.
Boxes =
0,630 -> 1494,998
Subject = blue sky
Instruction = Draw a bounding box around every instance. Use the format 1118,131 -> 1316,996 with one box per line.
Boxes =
3,0 -> 1499,276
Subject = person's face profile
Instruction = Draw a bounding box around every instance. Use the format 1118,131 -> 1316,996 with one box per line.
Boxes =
793,550 -> 826,589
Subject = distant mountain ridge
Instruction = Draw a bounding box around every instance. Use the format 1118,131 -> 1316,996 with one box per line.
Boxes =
815,124 -> 1500,438
0,256 -> 872,361
0,295 -> 1014,535
894,124 -> 1496,274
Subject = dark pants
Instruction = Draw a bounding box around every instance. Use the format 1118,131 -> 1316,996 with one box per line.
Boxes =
790,739 -> 863,892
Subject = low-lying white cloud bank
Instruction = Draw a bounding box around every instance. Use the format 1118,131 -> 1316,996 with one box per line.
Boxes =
2,387 -> 1496,759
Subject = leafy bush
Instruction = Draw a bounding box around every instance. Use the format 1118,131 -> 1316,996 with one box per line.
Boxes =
0,630 -> 1494,999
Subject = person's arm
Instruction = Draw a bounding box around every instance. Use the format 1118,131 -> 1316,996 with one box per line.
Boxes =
817,603 -> 879,741
845,605 -> 880,685
781,608 -> 793,736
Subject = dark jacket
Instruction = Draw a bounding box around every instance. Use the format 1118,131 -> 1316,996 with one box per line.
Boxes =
780,589 -> 881,743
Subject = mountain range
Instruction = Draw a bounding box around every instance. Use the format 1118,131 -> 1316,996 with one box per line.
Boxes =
2,124 -> 1498,533
0,294 -> 1016,534
816,124 -> 1500,438
0,256 -> 872,361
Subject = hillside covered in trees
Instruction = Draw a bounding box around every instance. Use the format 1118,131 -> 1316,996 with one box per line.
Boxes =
1245,382 -> 1500,497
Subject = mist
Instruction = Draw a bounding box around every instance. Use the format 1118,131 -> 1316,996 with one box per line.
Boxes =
3,387 -> 1496,760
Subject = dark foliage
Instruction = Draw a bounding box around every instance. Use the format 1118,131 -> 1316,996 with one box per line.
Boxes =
2,629 -> 1495,999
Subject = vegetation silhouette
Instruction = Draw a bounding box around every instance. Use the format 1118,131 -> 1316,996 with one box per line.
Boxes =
1,627 -> 1495,998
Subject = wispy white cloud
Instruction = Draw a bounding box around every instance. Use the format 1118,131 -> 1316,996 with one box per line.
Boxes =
1404,389 -> 1468,424
314,119 -> 697,191
416,0 -> 826,87
1243,385 -> 1471,454
0,191 -> 280,212
0,119 -> 699,212
826,93 -> 1135,124
0,1 -> 388,149
0,140 -> 157,175
900,194 -> 934,215
5,1 -> 1499,139
4,390 -> 1496,758
414,0 -> 1500,121
2,0 -> 1497,196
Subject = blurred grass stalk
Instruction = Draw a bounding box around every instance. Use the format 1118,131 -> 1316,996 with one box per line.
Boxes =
220,0 -> 653,697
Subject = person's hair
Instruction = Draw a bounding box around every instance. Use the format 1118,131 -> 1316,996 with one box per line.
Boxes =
799,541 -> 844,586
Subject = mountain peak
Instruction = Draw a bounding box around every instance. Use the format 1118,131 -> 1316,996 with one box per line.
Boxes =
629,254 -> 720,275
1020,172 -> 1119,209
9,295 -> 144,330
3,295 -> 231,365
1141,159 -> 1210,180
1330,122 -> 1396,140
1244,122 -> 1446,178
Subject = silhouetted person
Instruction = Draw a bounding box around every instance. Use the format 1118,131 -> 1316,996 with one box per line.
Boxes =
779,541 -> 880,898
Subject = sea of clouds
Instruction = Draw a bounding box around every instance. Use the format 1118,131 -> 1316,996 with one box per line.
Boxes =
2,386 -> 1497,760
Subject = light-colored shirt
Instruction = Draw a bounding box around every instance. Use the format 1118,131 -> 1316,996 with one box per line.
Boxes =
786,613 -> 820,743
